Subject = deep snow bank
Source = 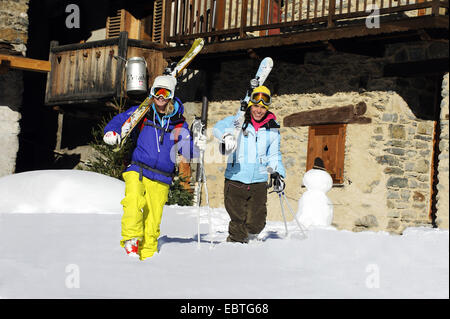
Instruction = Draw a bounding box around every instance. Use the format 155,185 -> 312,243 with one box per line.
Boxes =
0,170 -> 124,214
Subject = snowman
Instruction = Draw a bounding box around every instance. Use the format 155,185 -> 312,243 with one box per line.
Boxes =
297,157 -> 334,228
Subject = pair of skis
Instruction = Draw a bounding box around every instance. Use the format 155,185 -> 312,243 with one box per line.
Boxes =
221,57 -> 274,156
113,38 -> 205,152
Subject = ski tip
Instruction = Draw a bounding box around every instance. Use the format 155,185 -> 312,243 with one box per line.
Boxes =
194,38 -> 205,46
171,38 -> 205,77
262,57 -> 274,67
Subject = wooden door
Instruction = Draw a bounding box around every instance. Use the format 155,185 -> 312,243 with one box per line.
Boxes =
307,124 -> 346,184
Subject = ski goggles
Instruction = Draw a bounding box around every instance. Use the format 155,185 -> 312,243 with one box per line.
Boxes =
250,92 -> 271,107
151,87 -> 173,99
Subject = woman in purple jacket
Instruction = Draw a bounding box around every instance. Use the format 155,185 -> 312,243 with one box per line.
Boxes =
103,75 -> 206,260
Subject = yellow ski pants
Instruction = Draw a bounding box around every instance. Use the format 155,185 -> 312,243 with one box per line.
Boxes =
120,171 -> 170,261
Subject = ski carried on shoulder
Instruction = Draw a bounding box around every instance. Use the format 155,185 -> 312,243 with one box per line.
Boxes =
113,38 -> 205,152
222,57 -> 273,155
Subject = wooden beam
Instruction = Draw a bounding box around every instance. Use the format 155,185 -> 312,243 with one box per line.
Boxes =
124,10 -> 142,40
55,112 -> 64,151
283,102 -> 370,127
115,31 -> 128,98
0,54 -> 51,73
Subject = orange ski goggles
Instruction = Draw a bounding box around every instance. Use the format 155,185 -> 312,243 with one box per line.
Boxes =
250,92 -> 271,107
151,87 -> 173,99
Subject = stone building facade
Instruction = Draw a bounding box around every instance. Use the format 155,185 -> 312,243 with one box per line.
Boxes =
0,0 -> 29,177
178,42 -> 449,234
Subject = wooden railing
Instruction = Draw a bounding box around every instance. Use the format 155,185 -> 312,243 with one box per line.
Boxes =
163,0 -> 448,44
45,32 -> 165,106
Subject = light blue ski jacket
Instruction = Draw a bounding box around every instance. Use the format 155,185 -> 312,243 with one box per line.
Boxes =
213,111 -> 286,184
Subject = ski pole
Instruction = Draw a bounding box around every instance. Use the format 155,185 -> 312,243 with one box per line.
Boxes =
281,192 -> 307,239
197,149 -> 204,249
201,158 -> 213,248
267,167 -> 288,237
196,148 -> 213,248
278,193 -> 289,237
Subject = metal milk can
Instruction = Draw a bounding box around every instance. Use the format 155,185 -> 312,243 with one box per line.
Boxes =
125,57 -> 148,94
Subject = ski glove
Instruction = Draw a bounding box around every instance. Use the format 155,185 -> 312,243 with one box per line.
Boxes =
103,131 -> 121,145
222,133 -> 237,154
194,133 -> 207,152
271,172 -> 285,193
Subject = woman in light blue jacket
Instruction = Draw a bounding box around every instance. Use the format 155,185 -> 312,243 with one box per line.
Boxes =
213,86 -> 286,243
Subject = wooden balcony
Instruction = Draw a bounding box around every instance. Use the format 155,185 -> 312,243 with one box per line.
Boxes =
163,0 -> 448,58
45,32 -> 165,106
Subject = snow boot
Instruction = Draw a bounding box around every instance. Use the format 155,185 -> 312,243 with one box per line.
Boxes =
124,238 -> 141,257
247,233 -> 261,243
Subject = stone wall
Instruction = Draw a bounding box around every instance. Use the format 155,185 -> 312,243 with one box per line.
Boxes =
177,42 -> 447,233
0,65 -> 23,176
436,73 -> 449,229
0,0 -> 29,176
0,104 -> 21,176
0,0 -> 29,55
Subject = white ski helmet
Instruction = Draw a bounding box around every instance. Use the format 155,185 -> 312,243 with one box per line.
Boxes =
150,75 -> 177,99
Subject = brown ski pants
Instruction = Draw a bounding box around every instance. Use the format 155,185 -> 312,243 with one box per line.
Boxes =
224,179 -> 268,243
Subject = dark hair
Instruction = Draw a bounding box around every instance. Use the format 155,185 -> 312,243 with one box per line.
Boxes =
242,107 -> 252,132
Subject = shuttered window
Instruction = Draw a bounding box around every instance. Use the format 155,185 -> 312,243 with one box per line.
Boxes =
152,0 -> 164,43
106,9 -> 155,41
306,124 -> 347,184
106,10 -> 124,38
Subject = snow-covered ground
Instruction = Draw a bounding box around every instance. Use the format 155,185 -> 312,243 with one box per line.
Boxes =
0,170 -> 448,299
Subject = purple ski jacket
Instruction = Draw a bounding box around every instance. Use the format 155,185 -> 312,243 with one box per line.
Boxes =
104,97 -> 199,185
